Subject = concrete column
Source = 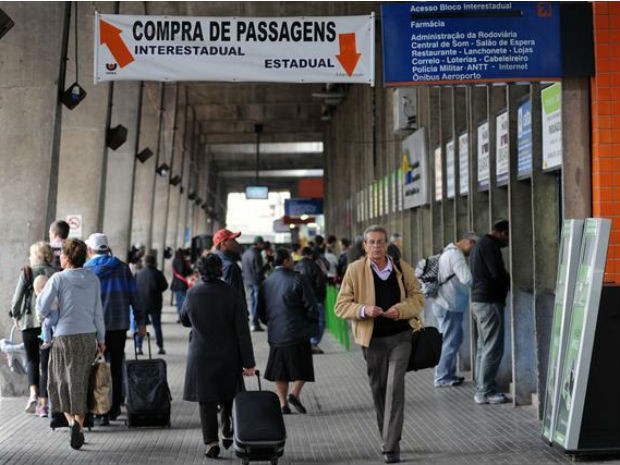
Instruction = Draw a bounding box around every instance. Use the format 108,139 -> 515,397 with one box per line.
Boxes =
428,87 -> 442,254
531,83 -> 561,417
132,82 -> 162,249
102,80 -> 141,259
0,3 -> 67,337
151,84 -> 178,266
488,85 -> 512,394
561,78 -> 592,219
440,87 -> 455,245
469,86 -> 490,234
56,2 -> 115,238
508,85 -> 536,406
453,87 -> 471,372
161,84 -> 182,272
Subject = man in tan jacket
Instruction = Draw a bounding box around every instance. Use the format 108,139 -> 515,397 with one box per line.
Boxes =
335,225 -> 424,464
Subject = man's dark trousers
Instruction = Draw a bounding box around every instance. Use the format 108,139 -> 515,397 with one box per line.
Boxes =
105,329 -> 127,416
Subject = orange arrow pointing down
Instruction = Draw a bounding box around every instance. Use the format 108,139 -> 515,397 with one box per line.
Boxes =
100,19 -> 134,68
336,33 -> 361,77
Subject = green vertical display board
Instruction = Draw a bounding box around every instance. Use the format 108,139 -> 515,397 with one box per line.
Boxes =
552,218 -> 611,451
542,220 -> 583,442
324,285 -> 349,351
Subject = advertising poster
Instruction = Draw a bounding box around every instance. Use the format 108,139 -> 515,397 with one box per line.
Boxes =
384,176 -> 389,215
459,132 -> 469,196
434,146 -> 443,202
402,128 -> 429,209
397,167 -> 403,211
496,110 -> 509,186
542,220 -> 583,443
553,219 -> 611,450
96,13 -> 375,84
517,99 -> 533,179
446,139 -> 455,199
477,121 -> 490,191
542,83 -> 562,171
381,2 -> 561,86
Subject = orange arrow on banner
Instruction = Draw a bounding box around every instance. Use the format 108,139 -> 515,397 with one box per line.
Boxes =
100,19 -> 134,68
336,33 -> 361,77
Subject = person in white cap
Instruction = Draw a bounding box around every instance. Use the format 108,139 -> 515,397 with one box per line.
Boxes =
84,233 -> 145,426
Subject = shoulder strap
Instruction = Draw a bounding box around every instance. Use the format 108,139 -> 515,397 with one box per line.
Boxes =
393,260 -> 407,298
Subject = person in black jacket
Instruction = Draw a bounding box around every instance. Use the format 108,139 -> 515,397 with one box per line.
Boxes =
469,219 -> 510,405
258,248 -> 318,415
212,228 -> 245,301
241,236 -> 267,332
135,255 -> 169,354
181,254 -> 256,459
294,247 -> 327,354
171,249 -> 193,323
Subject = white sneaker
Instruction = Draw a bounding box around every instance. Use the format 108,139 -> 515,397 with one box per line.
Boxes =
24,396 -> 37,414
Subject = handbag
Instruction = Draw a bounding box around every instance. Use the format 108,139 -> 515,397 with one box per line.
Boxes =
0,325 -> 27,375
407,326 -> 443,372
88,353 -> 112,415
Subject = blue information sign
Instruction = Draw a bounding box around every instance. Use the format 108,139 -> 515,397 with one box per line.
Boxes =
285,198 -> 324,216
381,2 -> 562,86
517,99 -> 533,179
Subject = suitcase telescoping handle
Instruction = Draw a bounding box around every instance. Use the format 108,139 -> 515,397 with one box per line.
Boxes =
255,369 -> 261,391
133,331 -> 152,360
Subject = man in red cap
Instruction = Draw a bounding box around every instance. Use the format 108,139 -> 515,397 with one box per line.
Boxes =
213,229 -> 246,303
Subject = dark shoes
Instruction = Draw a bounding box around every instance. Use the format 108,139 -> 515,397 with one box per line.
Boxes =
158,348 -> 166,355
287,394 -> 307,414
384,452 -> 400,463
250,324 -> 264,332
205,444 -> 220,458
70,422 -> 85,450
108,407 -> 121,421
136,347 -> 144,355
311,345 -> 324,355
281,405 -> 292,415
95,415 -> 110,426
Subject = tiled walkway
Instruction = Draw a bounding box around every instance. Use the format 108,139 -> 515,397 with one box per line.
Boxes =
1,306 -> 617,465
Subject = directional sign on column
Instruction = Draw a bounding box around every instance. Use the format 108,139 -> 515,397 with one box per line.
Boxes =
95,13 -> 375,84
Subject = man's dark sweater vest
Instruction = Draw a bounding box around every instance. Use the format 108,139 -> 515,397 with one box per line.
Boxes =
371,268 -> 411,338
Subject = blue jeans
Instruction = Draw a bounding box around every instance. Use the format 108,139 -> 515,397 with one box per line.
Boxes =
471,302 -> 505,396
135,312 -> 163,350
175,290 -> 187,316
310,303 -> 325,346
249,284 -> 261,327
432,304 -> 464,385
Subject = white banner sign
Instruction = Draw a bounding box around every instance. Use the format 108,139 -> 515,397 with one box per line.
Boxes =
458,132 -> 469,196
434,146 -> 443,202
542,83 -> 562,171
477,121 -> 490,191
402,128 -> 428,209
95,13 -> 375,84
496,110 -> 509,186
446,140 -> 455,199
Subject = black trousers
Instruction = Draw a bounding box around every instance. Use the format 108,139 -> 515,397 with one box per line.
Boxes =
39,346 -> 50,398
22,328 -> 41,388
199,401 -> 232,445
104,330 -> 127,414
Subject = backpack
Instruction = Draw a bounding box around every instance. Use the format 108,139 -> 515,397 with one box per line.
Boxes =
414,254 -> 454,298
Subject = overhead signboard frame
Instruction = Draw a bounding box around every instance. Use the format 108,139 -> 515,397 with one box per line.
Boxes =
95,13 -> 375,84
381,2 -> 562,86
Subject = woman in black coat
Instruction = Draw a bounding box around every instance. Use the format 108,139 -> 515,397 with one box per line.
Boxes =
180,253 -> 256,459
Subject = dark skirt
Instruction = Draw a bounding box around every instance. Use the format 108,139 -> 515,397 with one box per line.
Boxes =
264,341 -> 315,382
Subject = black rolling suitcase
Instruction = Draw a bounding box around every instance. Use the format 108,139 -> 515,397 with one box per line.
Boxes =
124,332 -> 171,427
233,371 -> 286,465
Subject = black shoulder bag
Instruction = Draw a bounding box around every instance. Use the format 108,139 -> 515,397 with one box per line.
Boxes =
394,261 -> 443,371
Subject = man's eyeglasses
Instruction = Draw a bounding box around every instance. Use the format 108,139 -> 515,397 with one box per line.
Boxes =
365,239 -> 386,246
